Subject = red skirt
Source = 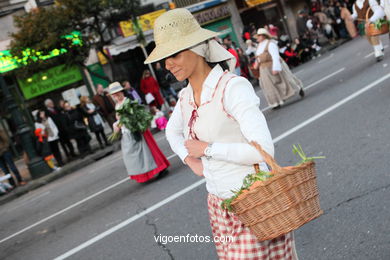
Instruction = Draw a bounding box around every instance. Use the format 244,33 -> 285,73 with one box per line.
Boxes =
130,130 -> 170,183
208,194 -> 298,259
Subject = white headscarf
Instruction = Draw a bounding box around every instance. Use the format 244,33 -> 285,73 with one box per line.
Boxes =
189,39 -> 236,72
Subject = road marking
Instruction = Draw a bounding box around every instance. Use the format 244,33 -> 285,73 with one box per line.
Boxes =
364,45 -> 388,58
295,69 -> 304,74
53,72 -> 390,259
304,68 -> 345,90
261,68 -> 345,112
318,53 -> 334,64
0,178 -> 129,245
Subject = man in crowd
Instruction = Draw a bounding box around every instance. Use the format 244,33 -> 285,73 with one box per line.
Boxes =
44,98 -> 76,161
0,129 -> 26,187
92,84 -> 116,131
122,81 -> 143,104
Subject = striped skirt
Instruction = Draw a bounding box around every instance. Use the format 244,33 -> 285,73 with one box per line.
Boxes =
208,193 -> 298,260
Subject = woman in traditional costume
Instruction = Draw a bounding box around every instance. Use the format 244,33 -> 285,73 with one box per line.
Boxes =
351,0 -> 385,61
255,28 -> 304,109
145,8 -> 298,259
109,82 -> 169,183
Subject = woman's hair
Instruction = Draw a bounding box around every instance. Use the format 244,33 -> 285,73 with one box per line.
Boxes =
79,96 -> 89,107
142,70 -> 151,79
35,109 -> 46,123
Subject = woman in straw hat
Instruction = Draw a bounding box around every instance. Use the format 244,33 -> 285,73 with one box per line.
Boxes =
108,82 -> 170,183
145,8 -> 298,259
254,28 -> 304,109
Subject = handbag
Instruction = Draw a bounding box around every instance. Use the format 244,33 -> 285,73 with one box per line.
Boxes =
74,121 -> 87,130
145,93 -> 155,104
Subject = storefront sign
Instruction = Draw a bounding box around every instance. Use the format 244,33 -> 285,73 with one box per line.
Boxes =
119,9 -> 166,38
18,64 -> 82,100
187,0 -> 227,13
245,0 -> 272,8
194,4 -> 230,25
204,18 -> 239,45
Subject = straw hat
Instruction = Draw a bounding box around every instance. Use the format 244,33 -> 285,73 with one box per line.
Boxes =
256,28 -> 272,38
108,82 -> 124,95
144,8 -> 220,64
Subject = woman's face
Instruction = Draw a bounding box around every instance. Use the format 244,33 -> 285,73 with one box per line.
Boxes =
64,102 -> 71,111
39,111 -> 46,119
111,91 -> 125,102
256,35 -> 266,43
165,50 -> 199,81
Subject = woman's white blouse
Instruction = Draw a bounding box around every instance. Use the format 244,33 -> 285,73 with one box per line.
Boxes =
351,0 -> 385,22
255,40 -> 282,72
166,65 -> 274,188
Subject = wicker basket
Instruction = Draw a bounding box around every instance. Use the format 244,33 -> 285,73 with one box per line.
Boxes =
365,7 -> 389,36
230,142 -> 323,242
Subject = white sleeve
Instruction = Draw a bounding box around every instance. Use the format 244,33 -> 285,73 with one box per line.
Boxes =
209,77 -> 274,165
165,98 -> 189,163
48,117 -> 59,138
369,0 -> 385,22
269,42 -> 282,71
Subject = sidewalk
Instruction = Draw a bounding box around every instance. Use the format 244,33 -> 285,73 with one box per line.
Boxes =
0,123 -> 121,206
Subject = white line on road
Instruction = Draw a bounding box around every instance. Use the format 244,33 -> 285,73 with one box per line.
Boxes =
53,72 -> 390,259
364,45 -> 389,58
317,53 -> 334,64
304,68 -> 345,91
0,178 -> 129,245
295,69 -> 304,75
261,68 -> 345,112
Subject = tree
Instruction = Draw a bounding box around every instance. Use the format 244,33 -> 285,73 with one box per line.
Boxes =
55,0 -> 142,80
9,7 -> 90,78
9,0 -> 142,80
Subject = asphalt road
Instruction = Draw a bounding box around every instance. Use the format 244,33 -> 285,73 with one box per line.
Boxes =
0,36 -> 390,260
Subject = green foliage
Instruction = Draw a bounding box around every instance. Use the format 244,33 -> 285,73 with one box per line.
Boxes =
109,98 -> 153,141
292,144 -> 325,165
9,7 -> 89,78
9,0 -> 141,78
373,19 -> 390,30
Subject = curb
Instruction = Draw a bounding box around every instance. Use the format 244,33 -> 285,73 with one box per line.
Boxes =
0,142 -> 121,206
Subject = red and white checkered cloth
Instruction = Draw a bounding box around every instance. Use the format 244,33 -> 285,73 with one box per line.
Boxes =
208,193 -> 298,260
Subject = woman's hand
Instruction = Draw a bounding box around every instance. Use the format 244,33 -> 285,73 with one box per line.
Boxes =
184,140 -> 208,158
184,156 -> 204,177
272,70 -> 279,75
113,122 -> 121,133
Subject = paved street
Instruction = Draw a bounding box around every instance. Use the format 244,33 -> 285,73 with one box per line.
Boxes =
1,36 -> 390,260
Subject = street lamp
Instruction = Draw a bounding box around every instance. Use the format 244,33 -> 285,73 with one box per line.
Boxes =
0,75 -> 52,178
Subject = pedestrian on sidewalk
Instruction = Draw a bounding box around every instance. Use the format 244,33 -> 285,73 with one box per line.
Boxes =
62,101 -> 92,157
254,28 -> 304,109
44,99 -> 76,160
34,128 -> 60,170
0,129 -> 26,187
92,84 -> 117,131
109,82 -> 170,183
154,62 -> 177,100
146,8 -> 298,259
122,81 -> 144,104
80,96 -> 109,149
35,110 -> 64,166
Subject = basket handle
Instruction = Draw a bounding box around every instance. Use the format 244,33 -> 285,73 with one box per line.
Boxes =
251,141 -> 283,173
365,6 -> 372,22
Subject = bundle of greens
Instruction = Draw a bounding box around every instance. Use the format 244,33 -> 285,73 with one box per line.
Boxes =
108,99 -> 153,142
221,145 -> 325,212
373,19 -> 390,30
